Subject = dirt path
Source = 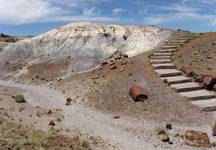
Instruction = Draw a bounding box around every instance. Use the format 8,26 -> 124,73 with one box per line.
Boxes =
0,79 -> 215,150
0,80 -> 159,150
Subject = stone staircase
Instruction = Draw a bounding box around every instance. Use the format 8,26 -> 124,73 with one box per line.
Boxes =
150,31 -> 216,112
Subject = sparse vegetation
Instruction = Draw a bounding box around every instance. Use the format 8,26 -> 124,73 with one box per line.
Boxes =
0,119 -> 92,150
163,79 -> 168,84
212,141 -> 216,147
14,94 -> 26,103
167,82 -> 171,87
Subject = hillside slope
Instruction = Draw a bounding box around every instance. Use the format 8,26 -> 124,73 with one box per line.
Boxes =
173,32 -> 216,80
0,22 -> 170,74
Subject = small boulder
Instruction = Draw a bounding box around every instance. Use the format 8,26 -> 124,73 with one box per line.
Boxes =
114,116 -> 120,119
47,110 -> 53,115
202,75 -> 216,90
49,120 -> 55,126
65,97 -> 72,106
158,130 -> 166,135
184,130 -> 211,148
56,118 -> 62,122
166,124 -> 172,130
212,123 -> 216,136
161,134 -> 170,142
110,65 -> 117,70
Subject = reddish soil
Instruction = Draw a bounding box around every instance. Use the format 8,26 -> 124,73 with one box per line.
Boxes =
173,32 -> 216,79
56,52 -> 214,126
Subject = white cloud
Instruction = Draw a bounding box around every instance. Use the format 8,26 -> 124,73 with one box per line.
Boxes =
162,5 -> 199,13
83,7 -> 96,17
112,8 -> 124,16
0,0 -> 114,25
0,0 -> 63,24
144,0 -> 216,26
144,11 -> 216,26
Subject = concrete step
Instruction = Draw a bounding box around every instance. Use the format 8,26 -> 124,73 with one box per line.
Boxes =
161,76 -> 191,84
151,56 -> 171,59
152,63 -> 176,69
176,38 -> 191,41
155,49 -> 175,53
153,53 -> 173,56
171,82 -> 201,92
166,40 -> 186,43
150,59 -> 172,64
162,46 -> 177,49
155,69 -> 182,77
180,90 -> 216,101
191,98 -> 216,112
166,43 -> 183,46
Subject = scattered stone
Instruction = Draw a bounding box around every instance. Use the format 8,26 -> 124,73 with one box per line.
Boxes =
194,75 -> 204,83
121,62 -> 127,66
110,65 -> 117,70
166,124 -> 172,130
213,84 -> 216,91
49,120 -> 55,126
119,67 -> 124,72
207,56 -> 212,59
212,123 -> 216,136
114,116 -> 120,119
65,97 -> 72,106
202,75 -> 216,90
108,62 -> 115,66
56,118 -> 62,122
158,130 -> 166,135
168,141 -> 173,145
91,76 -> 99,80
184,130 -> 211,148
123,54 -> 128,58
36,112 -> 41,117
101,61 -> 108,66
180,67 -> 195,77
161,134 -> 170,142
47,110 -> 53,115
19,107 -> 24,112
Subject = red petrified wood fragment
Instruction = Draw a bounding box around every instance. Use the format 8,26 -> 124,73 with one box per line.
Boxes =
184,130 -> 211,148
129,85 -> 148,102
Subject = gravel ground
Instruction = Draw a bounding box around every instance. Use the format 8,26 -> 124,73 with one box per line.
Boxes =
173,32 -> 216,78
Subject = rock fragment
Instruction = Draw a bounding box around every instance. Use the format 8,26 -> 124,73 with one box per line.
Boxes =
184,130 -> 211,148
49,120 -> 55,126
202,75 -> 216,90
161,134 -> 170,142
212,123 -> 216,136
166,124 -> 172,130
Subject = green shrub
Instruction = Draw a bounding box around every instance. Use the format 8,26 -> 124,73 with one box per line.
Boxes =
212,141 -> 216,147
163,79 -> 168,84
167,83 -> 171,86
14,94 -> 26,103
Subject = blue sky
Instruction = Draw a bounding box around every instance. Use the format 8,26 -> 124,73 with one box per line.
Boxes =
0,0 -> 216,35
